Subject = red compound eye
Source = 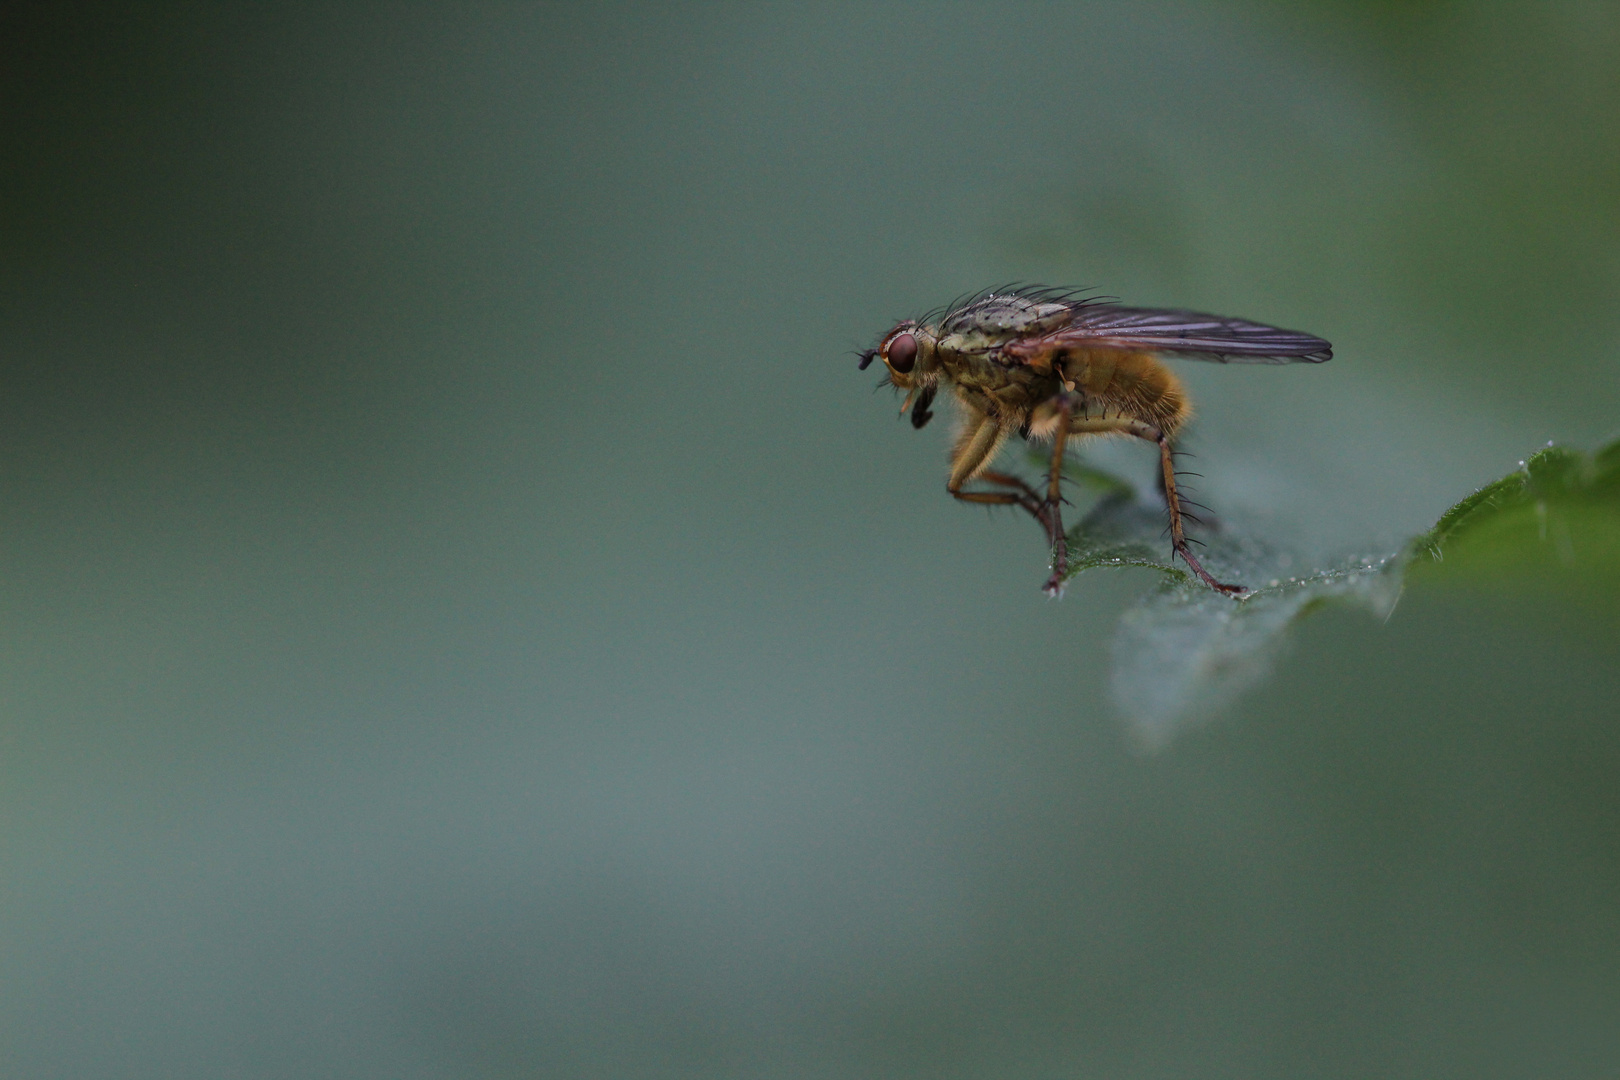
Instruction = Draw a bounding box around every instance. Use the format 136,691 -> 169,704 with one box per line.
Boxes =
887,333 -> 917,373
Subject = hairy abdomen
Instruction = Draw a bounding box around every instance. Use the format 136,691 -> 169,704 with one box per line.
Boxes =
1071,349 -> 1190,436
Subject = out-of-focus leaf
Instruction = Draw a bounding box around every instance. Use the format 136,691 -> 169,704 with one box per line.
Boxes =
1053,437 -> 1620,747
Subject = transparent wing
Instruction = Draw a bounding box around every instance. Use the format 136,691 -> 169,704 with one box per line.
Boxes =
1044,304 -> 1332,363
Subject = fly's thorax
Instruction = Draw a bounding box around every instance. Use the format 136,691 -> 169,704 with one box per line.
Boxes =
934,329 -> 1005,365
932,295 -> 1075,379
950,364 -> 1060,432
945,343 -> 1054,397
941,294 -> 1073,337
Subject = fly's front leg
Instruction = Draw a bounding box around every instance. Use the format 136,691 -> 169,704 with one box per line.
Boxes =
946,414 -> 1062,571
977,470 -> 1044,507
966,404 -> 1073,597
947,415 -> 1035,513
1067,417 -> 1245,595
976,470 -> 1062,562
949,472 -> 1052,543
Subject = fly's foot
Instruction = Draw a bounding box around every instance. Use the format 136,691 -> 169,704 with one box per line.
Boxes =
1177,543 -> 1245,596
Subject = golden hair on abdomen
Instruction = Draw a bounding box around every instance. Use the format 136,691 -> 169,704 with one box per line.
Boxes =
1074,349 -> 1190,437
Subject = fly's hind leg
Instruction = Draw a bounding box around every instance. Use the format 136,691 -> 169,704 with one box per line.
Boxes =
1041,405 -> 1073,594
1067,417 -> 1245,596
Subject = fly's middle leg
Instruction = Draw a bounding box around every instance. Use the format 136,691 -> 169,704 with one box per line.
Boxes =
1037,404 -> 1073,596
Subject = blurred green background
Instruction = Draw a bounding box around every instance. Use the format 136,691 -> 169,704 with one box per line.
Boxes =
2,2 -> 1617,1076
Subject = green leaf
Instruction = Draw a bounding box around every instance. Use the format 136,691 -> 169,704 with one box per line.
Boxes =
1050,436 -> 1620,747
1407,443 -> 1620,591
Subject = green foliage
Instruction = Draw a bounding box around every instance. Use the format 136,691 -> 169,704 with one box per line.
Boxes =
1409,442 -> 1620,592
1058,437 -> 1620,746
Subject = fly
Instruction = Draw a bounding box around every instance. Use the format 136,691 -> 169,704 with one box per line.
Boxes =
858,287 -> 1332,596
